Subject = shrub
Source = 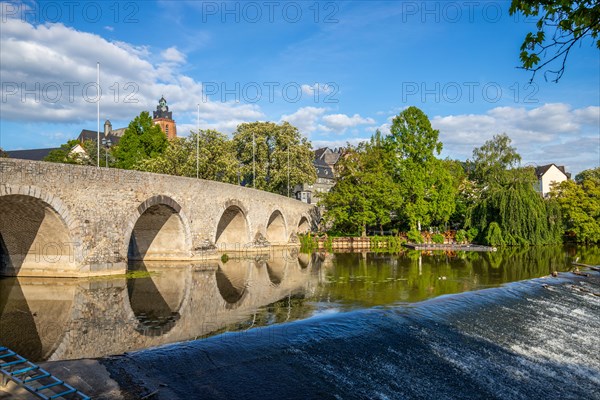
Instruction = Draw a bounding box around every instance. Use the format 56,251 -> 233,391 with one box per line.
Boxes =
485,222 -> 504,246
299,234 -> 318,253
455,229 -> 467,244
407,230 -> 423,244
370,236 -> 405,252
466,227 -> 479,242
432,233 -> 444,244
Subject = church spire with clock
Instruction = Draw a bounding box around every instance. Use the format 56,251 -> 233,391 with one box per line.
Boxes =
152,96 -> 177,139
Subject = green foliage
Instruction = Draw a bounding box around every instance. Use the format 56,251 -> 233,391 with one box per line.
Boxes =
113,111 -> 168,169
321,131 -> 400,236
370,235 -> 405,252
232,121 -> 316,195
446,160 -> 472,227
466,227 -> 479,243
387,106 -> 442,164
299,234 -> 319,253
470,133 -> 521,187
432,233 -> 445,244
44,140 -> 86,164
134,130 -> 238,182
550,167 -> 600,243
386,107 -> 456,230
485,222 -> 505,246
466,135 -> 562,246
575,167 -> 600,184
82,139 -> 114,167
509,0 -> 600,82
323,236 -> 333,252
407,229 -> 423,244
468,168 -> 562,245
455,229 -> 467,244
43,139 -> 112,166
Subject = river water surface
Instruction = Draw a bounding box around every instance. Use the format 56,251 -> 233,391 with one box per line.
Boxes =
1,246 -> 599,399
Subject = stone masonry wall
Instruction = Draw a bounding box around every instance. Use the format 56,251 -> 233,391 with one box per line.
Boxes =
0,159 -> 318,276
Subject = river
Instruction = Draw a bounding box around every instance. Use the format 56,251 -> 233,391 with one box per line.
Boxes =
1,245 -> 599,399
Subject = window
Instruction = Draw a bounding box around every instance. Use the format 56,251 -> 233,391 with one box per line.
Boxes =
166,125 -> 169,134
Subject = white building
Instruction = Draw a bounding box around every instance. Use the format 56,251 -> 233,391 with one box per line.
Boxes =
535,164 -> 571,197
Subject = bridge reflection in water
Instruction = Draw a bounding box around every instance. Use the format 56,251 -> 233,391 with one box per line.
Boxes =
2,246 -> 590,363
0,254 -> 325,362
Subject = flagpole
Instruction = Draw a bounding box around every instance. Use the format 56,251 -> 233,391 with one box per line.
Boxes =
96,62 -> 100,167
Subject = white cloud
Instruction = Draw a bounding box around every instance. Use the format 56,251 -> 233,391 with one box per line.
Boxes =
104,26 -> 114,32
321,113 -> 375,133
300,83 -> 335,96
280,107 -> 327,135
161,46 -> 186,64
312,137 -> 370,150
0,17 -> 265,136
432,103 -> 600,175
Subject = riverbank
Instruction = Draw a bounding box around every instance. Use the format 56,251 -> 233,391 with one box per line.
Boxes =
4,268 -> 598,399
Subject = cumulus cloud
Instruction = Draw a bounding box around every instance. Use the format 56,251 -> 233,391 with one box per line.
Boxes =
300,83 -> 335,96
312,137 -> 370,150
280,107 -> 327,134
161,46 -> 186,64
321,113 -> 375,133
279,107 -> 377,138
0,16 -> 265,138
432,103 -> 600,174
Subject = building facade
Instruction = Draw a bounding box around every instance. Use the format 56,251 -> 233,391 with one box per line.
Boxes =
535,164 -> 571,197
295,147 -> 342,204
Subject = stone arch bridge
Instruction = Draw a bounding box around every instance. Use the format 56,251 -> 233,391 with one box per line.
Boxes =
0,159 -> 318,277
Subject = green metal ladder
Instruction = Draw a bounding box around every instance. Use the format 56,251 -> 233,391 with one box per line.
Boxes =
0,346 -> 90,399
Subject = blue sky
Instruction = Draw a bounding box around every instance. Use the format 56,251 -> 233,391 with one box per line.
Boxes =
1,0 -> 598,174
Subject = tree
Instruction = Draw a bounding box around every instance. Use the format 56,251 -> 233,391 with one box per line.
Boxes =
113,111 -> 168,169
44,140 -> 87,164
466,135 -> 562,245
0,148 -> 8,158
550,167 -> 600,243
510,0 -> 600,82
81,139 -> 113,167
44,139 -> 111,166
321,131 -> 400,236
232,121 -> 316,195
135,130 -> 239,183
387,106 -> 443,164
469,133 -> 521,187
386,106 -> 456,231
446,160 -> 476,229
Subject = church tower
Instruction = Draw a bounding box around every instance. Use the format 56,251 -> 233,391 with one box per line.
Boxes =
152,96 -> 177,139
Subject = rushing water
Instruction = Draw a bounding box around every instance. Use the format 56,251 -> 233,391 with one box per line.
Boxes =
1,246 -> 599,398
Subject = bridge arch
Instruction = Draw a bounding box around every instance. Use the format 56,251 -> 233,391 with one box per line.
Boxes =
215,204 -> 250,250
215,259 -> 253,306
125,195 -> 191,261
0,185 -> 82,276
297,215 -> 311,234
266,209 -> 288,244
263,258 -> 288,286
0,278 -> 77,361
126,262 -> 192,337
